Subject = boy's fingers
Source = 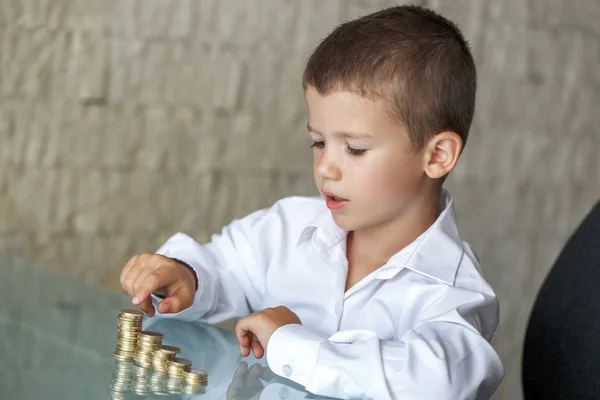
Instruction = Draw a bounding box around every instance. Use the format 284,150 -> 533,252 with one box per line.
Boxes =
239,334 -> 251,357
132,265 -> 161,295
250,335 -> 264,359
235,319 -> 248,344
122,258 -> 145,296
157,296 -> 180,314
157,299 -> 169,314
133,270 -> 171,306
130,269 -> 151,297
236,319 -> 253,357
125,260 -> 157,298
136,296 -> 155,317
120,255 -> 138,286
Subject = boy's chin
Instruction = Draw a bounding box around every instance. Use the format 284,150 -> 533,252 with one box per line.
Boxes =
330,213 -> 362,232
332,211 -> 388,234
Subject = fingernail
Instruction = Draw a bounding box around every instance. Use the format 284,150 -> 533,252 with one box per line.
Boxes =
132,297 -> 140,305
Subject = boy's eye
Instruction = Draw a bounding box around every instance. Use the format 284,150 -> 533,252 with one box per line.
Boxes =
310,141 -> 325,149
346,145 -> 367,156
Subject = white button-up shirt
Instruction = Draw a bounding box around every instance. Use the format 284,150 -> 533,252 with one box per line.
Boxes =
153,190 -> 503,399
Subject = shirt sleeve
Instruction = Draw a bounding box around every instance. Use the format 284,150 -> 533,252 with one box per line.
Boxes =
151,206 -> 277,324
266,286 -> 503,400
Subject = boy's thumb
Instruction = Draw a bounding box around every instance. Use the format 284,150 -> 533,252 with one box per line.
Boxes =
158,297 -> 181,314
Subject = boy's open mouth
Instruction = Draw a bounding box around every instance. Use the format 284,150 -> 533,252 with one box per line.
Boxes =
323,192 -> 349,210
329,195 -> 347,202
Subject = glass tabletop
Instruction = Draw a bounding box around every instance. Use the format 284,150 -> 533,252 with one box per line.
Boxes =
0,254 -> 335,400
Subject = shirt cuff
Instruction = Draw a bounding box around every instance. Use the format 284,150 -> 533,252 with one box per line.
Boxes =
266,324 -> 323,387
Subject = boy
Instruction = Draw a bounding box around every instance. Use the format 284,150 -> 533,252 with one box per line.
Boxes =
120,5 -> 503,399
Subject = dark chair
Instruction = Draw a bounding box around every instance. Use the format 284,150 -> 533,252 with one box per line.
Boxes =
523,200 -> 600,399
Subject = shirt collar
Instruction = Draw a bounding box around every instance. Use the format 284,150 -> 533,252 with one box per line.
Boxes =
297,209 -> 345,254
297,190 -> 464,285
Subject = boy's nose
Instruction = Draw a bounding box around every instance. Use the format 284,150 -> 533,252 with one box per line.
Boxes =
315,155 -> 342,181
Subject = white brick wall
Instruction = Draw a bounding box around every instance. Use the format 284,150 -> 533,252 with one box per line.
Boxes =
1,1 -> 599,398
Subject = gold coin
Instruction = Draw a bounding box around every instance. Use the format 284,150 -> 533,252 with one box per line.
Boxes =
116,325 -> 141,330
170,358 -> 191,368
182,368 -> 208,384
117,328 -> 140,333
116,338 -> 137,342
116,341 -> 136,345
138,344 -> 159,349
117,327 -> 141,332
138,341 -> 160,346
119,309 -> 144,318
117,317 -> 142,322
135,348 -> 156,354
159,345 -> 180,355
186,368 -> 208,376
116,345 -> 137,349
117,318 -> 142,323
115,349 -> 135,354
136,347 -> 158,353
153,349 -> 174,358
151,354 -> 173,371
139,331 -> 163,338
167,359 -> 191,378
138,336 -> 161,342
118,315 -> 143,319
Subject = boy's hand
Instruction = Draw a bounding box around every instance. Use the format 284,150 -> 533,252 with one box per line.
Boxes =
235,306 -> 301,359
120,253 -> 197,317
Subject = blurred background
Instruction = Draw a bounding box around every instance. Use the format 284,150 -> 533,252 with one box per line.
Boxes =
1,0 -> 599,399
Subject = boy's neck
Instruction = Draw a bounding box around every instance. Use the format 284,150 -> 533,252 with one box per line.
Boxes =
346,188 -> 442,269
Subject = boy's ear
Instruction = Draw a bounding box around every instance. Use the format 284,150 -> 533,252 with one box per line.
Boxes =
423,131 -> 463,179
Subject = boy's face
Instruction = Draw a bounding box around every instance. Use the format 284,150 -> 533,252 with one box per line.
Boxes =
305,86 -> 428,232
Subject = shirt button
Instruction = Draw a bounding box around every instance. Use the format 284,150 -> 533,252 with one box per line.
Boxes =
279,387 -> 289,399
282,364 -> 292,377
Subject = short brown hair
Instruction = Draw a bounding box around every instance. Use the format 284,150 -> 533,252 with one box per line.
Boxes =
303,5 -> 476,150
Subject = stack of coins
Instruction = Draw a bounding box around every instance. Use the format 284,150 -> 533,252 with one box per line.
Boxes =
151,345 -> 180,372
131,364 -> 152,396
167,358 -> 192,378
134,331 -> 163,367
182,368 -> 208,386
114,310 -> 144,360
108,359 -> 133,397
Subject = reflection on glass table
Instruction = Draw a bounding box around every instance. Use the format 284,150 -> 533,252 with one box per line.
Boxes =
0,254 -> 336,399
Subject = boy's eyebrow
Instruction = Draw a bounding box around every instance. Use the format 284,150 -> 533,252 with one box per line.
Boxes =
306,123 -> 373,139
